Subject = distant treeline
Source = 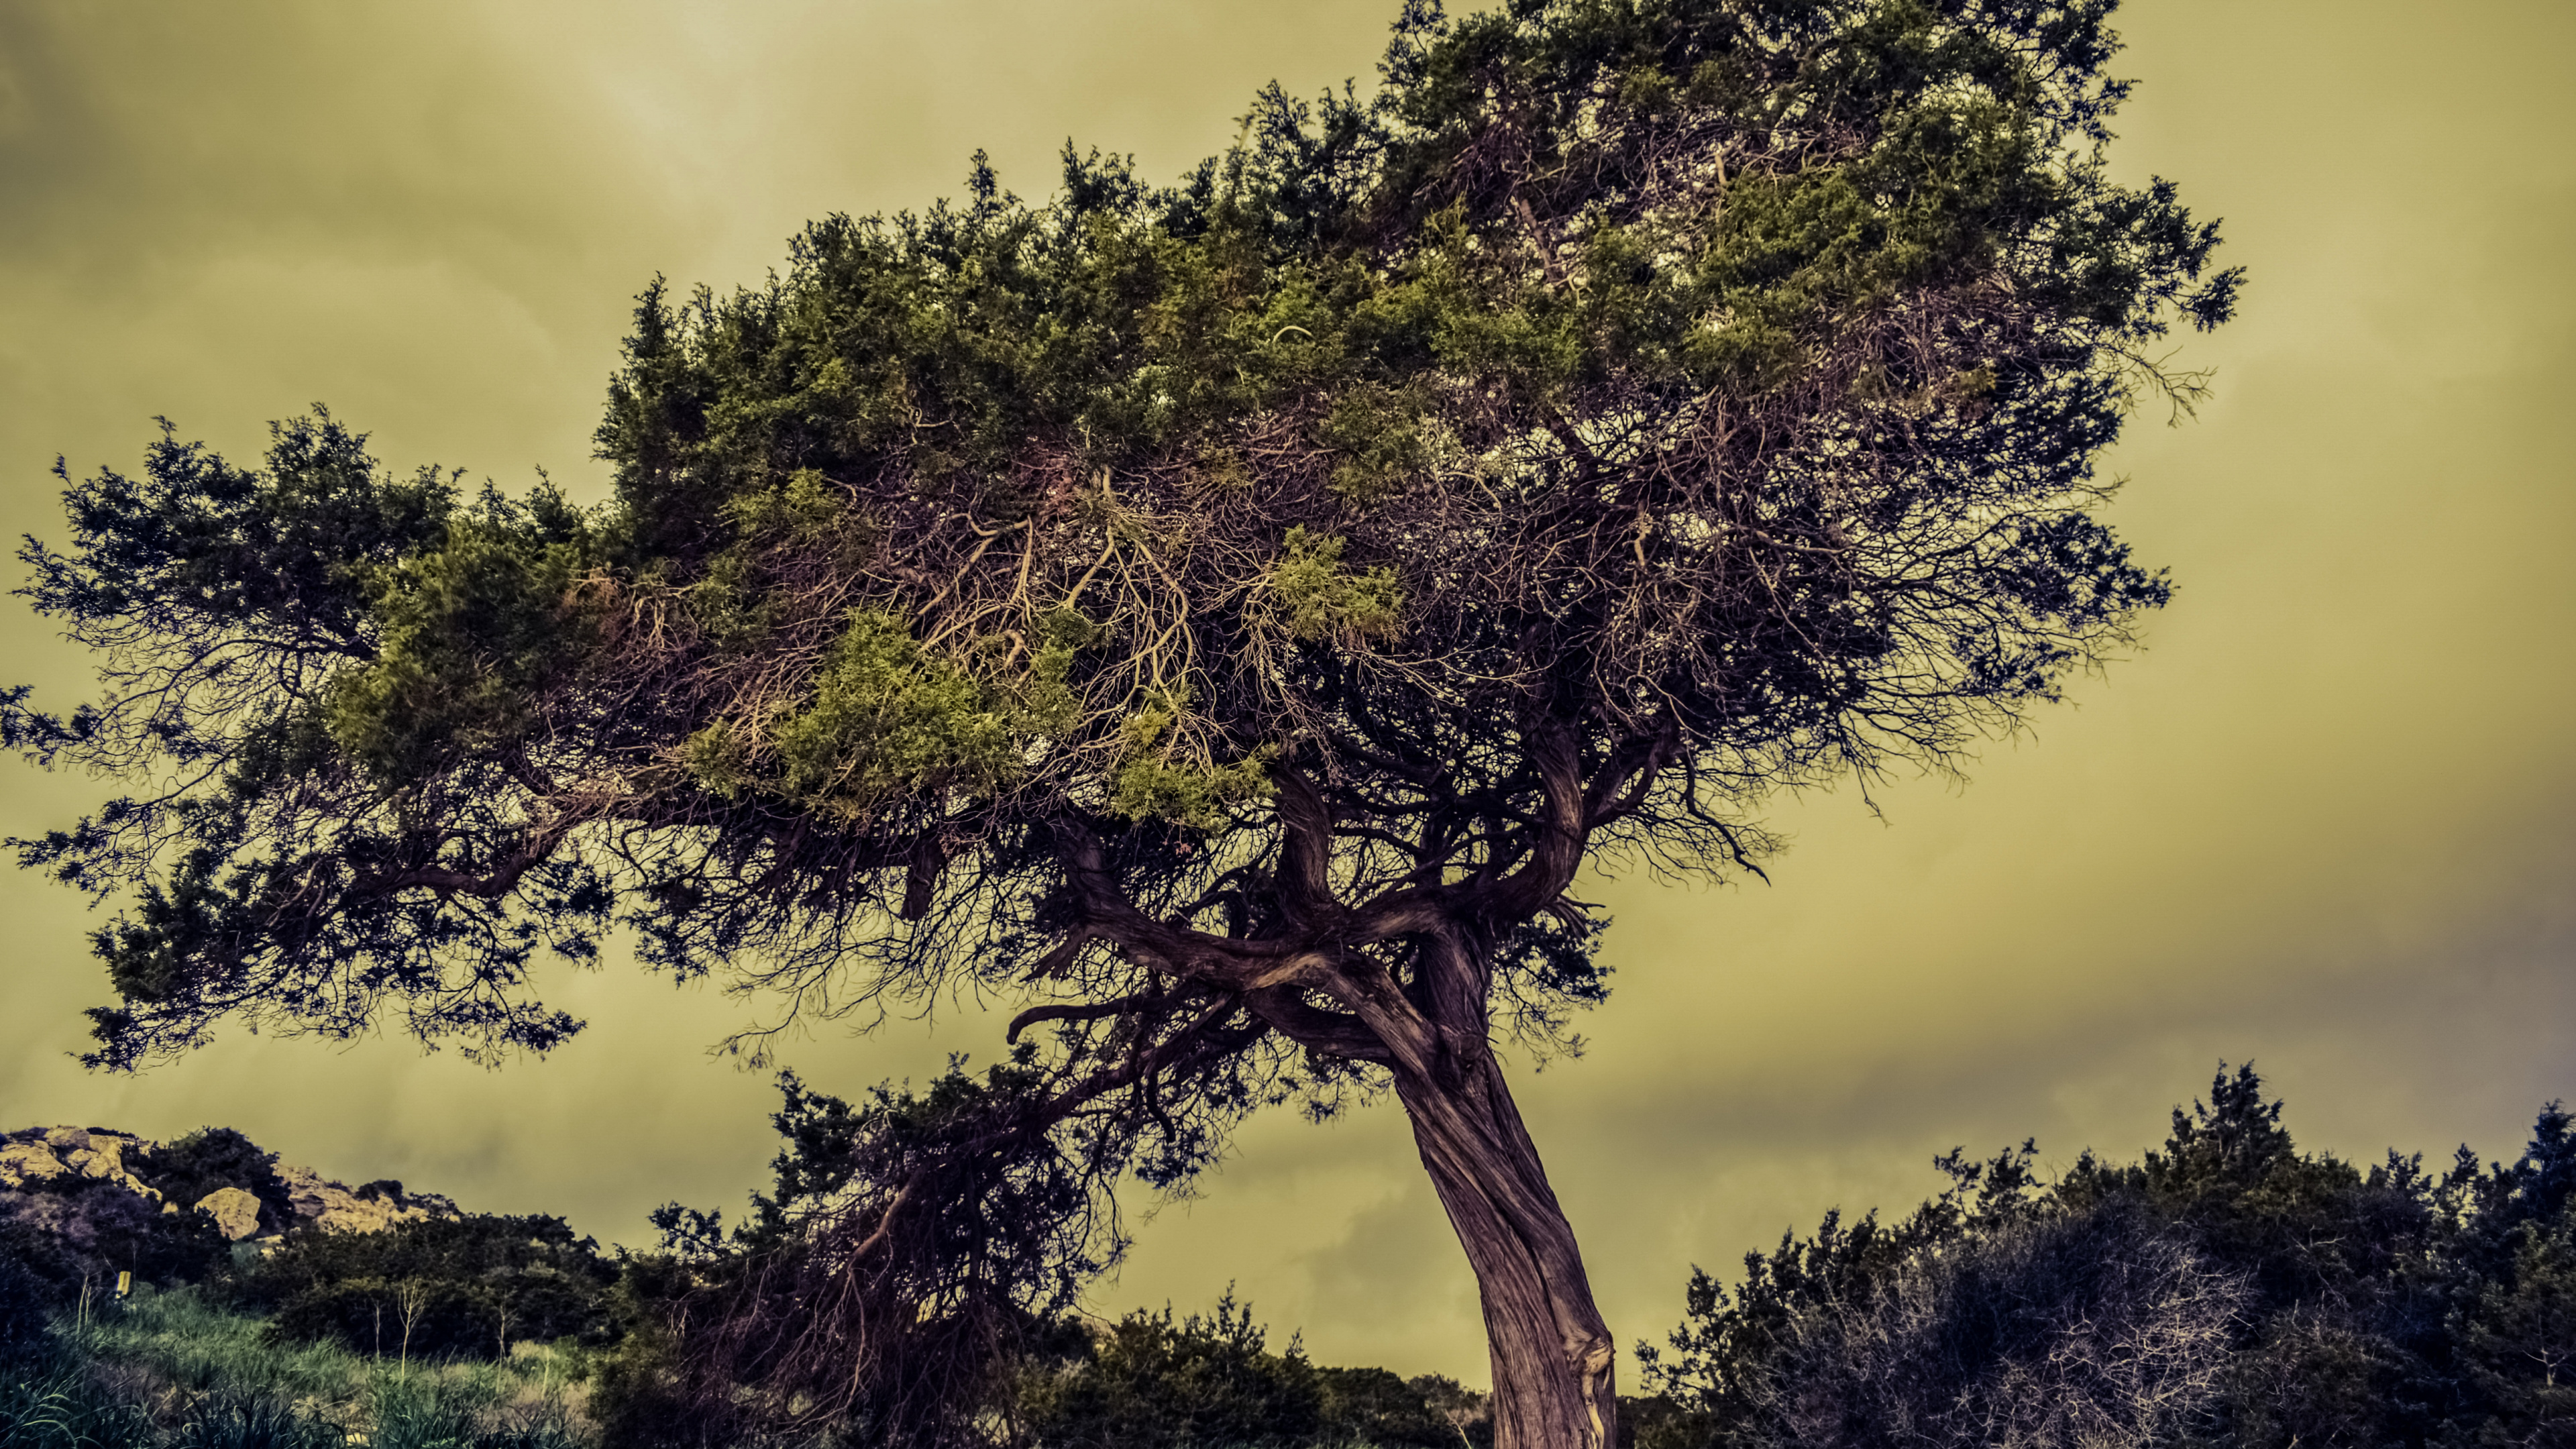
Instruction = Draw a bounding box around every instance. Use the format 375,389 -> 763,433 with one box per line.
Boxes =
8,1066 -> 2575,1448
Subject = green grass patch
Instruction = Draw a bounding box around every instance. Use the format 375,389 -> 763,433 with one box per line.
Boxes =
9,1287 -> 590,1449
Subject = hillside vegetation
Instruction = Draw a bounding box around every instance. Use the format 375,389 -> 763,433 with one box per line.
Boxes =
7,1067 -> 2574,1448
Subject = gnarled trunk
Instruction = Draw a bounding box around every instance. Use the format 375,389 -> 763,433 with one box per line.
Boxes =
1394,1050 -> 1617,1449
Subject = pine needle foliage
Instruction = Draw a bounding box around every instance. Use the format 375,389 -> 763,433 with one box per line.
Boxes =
8,0 -> 2237,1442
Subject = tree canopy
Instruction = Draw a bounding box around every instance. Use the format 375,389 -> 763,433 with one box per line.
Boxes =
7,1 -> 2235,1444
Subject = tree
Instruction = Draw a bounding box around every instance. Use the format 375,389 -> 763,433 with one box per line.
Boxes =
3,1 -> 2235,1444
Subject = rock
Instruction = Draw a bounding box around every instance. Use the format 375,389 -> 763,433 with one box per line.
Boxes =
5,1122 -> 465,1271
0,1141 -> 67,1187
62,1134 -> 161,1201
276,1161 -> 455,1234
195,1187 -> 264,1241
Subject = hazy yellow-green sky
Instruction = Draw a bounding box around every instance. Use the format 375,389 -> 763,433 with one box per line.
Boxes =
3,0 -> 2571,1385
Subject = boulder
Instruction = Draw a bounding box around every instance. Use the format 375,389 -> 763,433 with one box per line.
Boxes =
276,1161 -> 453,1234
194,1187 -> 264,1241
61,1133 -> 161,1201
0,1140 -> 67,1187
3,1123 -> 464,1275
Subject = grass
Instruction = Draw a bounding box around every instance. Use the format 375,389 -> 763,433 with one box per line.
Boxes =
3,1287 -> 590,1449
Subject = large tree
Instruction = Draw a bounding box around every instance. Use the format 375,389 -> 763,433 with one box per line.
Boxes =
5,1 -> 2235,1444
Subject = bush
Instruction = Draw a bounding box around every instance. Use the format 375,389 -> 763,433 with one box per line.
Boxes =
0,1228 -> 62,1366
1739,1205 -> 2243,1448
1641,1069 -> 2576,1449
1315,1366 -> 1485,1448
0,1175 -> 229,1295
1012,1293 -> 1322,1449
138,1129 -> 292,1229
231,1215 -> 620,1360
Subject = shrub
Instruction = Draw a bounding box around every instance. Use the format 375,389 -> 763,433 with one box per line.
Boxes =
1737,1205 -> 2243,1448
0,1174 -> 229,1294
1012,1292 -> 1322,1449
1642,1069 -> 2576,1449
138,1129 -> 292,1228
1315,1365 -> 1485,1448
0,1227 -> 63,1366
232,1215 -> 620,1360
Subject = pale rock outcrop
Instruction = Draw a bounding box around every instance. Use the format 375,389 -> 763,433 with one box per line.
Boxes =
5,1128 -> 162,1199
60,1132 -> 163,1202
3,1123 -> 462,1266
274,1162 -> 454,1234
0,1140 -> 67,1187
195,1187 -> 265,1242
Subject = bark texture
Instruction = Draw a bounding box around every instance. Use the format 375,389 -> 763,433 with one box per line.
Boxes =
1399,1055 -> 1618,1449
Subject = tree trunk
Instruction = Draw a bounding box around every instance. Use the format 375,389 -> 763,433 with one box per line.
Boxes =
1394,1049 -> 1617,1449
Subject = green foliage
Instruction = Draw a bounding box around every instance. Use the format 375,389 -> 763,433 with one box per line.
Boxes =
684,604 -> 1110,816
1109,690 -> 1277,830
720,468 -> 849,543
2451,1207 -> 2576,1442
157,1392 -> 334,1449
1315,1366 -> 1488,1448
0,1228 -> 57,1366
323,486 -> 599,782
767,610 -> 1020,812
1317,386 -> 1432,504
229,1216 -> 620,1360
1640,1069 -> 2576,1449
138,1129 -> 291,1227
1267,529 -> 1402,645
0,1347 -> 154,1449
21,1286 -> 592,1449
1012,1293 -> 1322,1449
78,1285 -> 397,1403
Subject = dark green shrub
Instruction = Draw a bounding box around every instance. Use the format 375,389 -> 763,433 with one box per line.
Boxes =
1,1174 -> 229,1293
138,1128 -> 292,1229
1639,1070 -> 2576,1449
1316,1365 -> 1483,1448
232,1214 -> 619,1359
588,1320 -> 737,1449
0,1226 -> 63,1365
1014,1292 -> 1322,1449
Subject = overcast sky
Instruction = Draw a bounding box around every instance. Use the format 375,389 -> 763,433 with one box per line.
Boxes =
2,0 -> 2569,1385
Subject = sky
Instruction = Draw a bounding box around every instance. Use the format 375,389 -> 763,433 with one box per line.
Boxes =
2,0 -> 2571,1387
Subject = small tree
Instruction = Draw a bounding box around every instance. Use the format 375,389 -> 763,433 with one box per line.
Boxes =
5,1 -> 2234,1444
